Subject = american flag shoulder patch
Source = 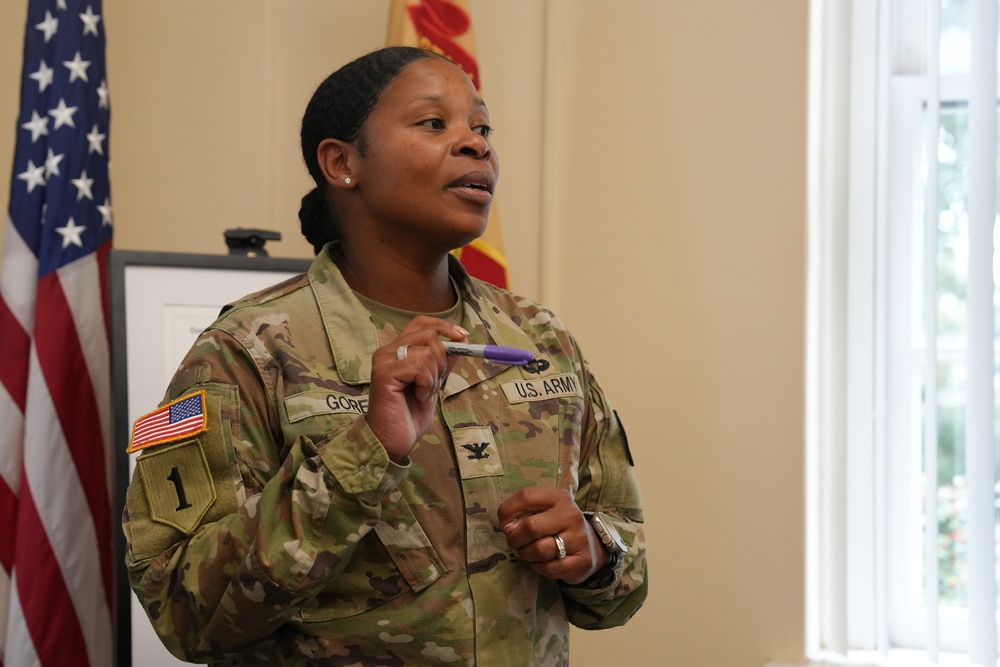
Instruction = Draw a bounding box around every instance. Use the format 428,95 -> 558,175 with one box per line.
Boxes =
127,390 -> 208,453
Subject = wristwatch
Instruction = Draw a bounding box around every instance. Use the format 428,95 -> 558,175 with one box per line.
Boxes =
585,511 -> 628,569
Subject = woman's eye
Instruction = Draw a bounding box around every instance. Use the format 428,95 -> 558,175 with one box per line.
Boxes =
421,118 -> 445,130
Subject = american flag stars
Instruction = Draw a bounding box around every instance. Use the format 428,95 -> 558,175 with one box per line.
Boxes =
96,78 -> 109,108
86,123 -> 105,154
97,196 -> 112,225
44,147 -> 63,177
35,10 -> 58,42
49,98 -> 78,129
80,5 -> 101,35
17,160 -> 46,193
71,169 -> 94,200
29,61 -> 54,91
20,110 -> 48,141
63,51 -> 91,83
12,0 -> 112,271
55,216 -> 86,248
2,1 -> 115,663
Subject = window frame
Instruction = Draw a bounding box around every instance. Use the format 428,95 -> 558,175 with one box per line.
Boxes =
808,0 -> 998,661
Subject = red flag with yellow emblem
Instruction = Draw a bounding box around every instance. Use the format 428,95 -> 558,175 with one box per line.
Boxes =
387,0 -> 510,290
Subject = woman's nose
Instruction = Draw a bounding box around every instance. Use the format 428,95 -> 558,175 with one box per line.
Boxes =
456,129 -> 490,159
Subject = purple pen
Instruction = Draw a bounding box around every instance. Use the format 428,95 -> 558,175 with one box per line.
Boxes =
443,342 -> 534,366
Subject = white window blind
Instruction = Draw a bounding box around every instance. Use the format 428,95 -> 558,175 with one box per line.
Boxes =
965,0 -> 998,662
808,0 -> 1000,664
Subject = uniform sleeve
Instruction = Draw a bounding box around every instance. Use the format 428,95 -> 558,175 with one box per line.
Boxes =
560,358 -> 648,629
121,329 -> 406,662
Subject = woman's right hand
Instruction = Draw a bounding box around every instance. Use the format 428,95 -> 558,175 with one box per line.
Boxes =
365,316 -> 467,463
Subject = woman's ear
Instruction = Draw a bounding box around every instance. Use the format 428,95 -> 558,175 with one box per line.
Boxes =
317,138 -> 357,188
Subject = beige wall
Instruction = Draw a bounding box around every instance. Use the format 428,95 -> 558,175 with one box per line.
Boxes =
544,3 -> 808,665
0,1 -> 808,665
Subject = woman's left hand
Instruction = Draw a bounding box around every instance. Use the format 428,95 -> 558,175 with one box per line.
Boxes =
497,487 -> 608,585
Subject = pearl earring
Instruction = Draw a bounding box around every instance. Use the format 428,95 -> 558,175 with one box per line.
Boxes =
344,177 -> 352,185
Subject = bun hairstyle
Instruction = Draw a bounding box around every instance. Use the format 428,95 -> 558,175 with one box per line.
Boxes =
299,46 -> 440,254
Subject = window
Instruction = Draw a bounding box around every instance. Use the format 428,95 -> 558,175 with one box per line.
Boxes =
808,0 -> 999,664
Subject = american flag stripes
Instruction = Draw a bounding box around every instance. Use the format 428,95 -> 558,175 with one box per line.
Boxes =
128,391 -> 207,453
0,1 -> 114,666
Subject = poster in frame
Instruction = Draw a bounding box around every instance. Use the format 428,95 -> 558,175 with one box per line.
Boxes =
108,249 -> 311,667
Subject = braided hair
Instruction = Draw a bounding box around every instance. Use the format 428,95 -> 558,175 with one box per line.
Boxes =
299,46 -> 440,254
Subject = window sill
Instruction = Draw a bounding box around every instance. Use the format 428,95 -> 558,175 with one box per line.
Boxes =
767,650 -> 978,667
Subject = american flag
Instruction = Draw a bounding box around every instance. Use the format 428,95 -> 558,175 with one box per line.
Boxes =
0,1 -> 114,666
128,392 -> 206,453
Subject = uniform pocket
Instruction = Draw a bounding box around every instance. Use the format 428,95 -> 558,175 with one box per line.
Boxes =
298,489 -> 445,623
486,398 -> 583,495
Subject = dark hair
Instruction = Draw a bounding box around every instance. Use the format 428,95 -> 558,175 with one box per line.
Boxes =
298,46 -> 440,254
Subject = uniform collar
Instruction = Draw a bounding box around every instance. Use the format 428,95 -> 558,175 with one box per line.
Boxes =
309,244 -> 381,385
309,243 -> 536,390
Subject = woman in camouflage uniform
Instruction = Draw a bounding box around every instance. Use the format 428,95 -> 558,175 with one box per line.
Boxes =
124,46 -> 647,666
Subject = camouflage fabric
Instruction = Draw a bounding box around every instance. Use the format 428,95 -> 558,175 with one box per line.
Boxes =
123,244 -> 647,666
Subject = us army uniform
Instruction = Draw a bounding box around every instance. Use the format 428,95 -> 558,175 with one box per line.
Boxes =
123,244 -> 647,666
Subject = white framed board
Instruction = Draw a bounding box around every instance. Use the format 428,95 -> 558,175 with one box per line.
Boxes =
108,250 -> 312,667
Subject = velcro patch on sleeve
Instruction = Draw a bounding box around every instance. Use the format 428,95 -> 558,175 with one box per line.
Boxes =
127,390 -> 207,453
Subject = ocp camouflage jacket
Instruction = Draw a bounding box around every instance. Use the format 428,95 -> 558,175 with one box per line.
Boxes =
123,245 -> 647,666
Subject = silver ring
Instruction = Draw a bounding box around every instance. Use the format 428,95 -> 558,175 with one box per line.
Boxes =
553,534 -> 567,560
396,345 -> 408,361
